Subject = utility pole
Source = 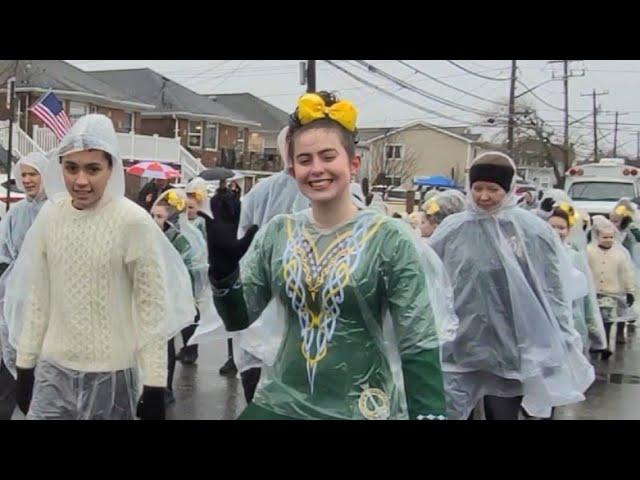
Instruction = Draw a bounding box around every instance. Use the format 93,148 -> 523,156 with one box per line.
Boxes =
637,131 -> 639,161
548,60 -> 585,169
612,111 -> 629,157
306,60 -> 316,93
581,89 -> 609,162
5,61 -> 18,212
507,60 -> 517,156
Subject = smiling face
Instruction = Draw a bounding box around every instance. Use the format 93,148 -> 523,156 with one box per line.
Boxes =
61,149 -> 112,210
290,127 -> 360,206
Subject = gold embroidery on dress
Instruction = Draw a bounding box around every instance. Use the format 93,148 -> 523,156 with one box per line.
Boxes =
281,214 -> 384,392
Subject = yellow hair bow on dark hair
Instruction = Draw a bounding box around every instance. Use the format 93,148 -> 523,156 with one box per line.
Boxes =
296,93 -> 358,132
555,201 -> 577,228
615,205 -> 631,218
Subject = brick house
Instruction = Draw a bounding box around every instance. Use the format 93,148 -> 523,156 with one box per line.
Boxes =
90,69 -> 260,169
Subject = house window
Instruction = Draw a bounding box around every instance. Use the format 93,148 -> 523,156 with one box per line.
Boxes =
385,175 -> 402,187
203,122 -> 218,150
236,129 -> 245,151
69,101 -> 89,123
121,112 -> 134,133
385,144 -> 403,160
188,121 -> 203,148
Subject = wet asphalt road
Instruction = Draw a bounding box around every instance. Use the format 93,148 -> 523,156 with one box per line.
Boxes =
169,323 -> 640,420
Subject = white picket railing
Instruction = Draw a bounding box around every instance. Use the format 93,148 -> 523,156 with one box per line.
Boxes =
9,123 -> 205,183
32,124 -> 59,153
0,121 -> 45,158
179,145 -> 205,182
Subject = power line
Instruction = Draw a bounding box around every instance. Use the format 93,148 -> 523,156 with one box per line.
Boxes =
353,60 -> 502,118
397,60 -> 509,107
446,61 -> 512,81
324,60 -> 489,126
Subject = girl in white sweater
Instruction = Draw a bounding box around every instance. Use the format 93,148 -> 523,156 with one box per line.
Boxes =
7,114 -> 195,420
586,216 -> 635,359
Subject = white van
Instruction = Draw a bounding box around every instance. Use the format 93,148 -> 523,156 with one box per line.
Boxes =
564,158 -> 640,217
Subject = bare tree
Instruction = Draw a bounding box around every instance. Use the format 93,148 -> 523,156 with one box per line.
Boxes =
368,141 -> 418,188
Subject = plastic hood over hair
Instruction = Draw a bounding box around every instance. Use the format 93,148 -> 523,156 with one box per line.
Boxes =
591,215 -> 616,242
186,177 -> 213,219
45,114 -> 124,204
537,189 -> 572,220
466,152 -> 518,215
423,189 -> 466,224
12,152 -> 48,200
430,163 -> 594,419
277,126 -> 291,171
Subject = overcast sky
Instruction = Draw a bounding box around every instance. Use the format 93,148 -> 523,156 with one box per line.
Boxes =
67,60 -> 640,161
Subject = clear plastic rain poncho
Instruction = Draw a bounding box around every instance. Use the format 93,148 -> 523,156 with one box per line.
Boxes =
610,199 -> 640,318
4,114 -> 195,419
0,152 -> 48,378
548,204 -> 606,352
538,191 -> 589,251
422,189 -> 466,229
152,188 -> 218,336
589,215 -> 637,324
211,207 -> 446,420
429,152 -> 594,420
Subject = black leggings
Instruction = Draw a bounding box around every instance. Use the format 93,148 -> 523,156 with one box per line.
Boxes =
467,395 -> 524,420
167,339 -> 176,392
0,361 -> 16,420
180,312 -> 200,355
240,368 -> 261,404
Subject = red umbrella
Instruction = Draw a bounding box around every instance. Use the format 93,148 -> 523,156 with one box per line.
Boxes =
126,161 -> 180,180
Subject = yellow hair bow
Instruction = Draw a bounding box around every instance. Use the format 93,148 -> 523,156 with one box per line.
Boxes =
166,190 -> 186,212
193,189 -> 205,203
296,93 -> 358,132
424,200 -> 440,216
615,205 -> 631,217
555,202 -> 576,228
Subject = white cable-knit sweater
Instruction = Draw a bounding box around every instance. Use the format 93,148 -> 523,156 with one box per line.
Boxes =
16,197 -> 168,387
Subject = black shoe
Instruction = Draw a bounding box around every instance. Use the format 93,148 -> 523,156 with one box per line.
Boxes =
219,358 -> 238,376
601,349 -> 613,360
165,389 -> 176,405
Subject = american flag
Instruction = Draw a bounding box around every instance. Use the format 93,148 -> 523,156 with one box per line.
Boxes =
29,90 -> 72,140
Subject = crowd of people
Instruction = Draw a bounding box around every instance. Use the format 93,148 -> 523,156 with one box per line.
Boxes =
0,90 -> 636,420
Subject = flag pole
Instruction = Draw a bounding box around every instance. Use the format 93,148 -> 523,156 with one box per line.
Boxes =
5,76 -> 16,212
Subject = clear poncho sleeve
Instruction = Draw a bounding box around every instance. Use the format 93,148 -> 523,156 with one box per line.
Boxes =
9,204 -> 52,370
381,226 -> 447,419
124,214 -> 196,386
572,249 -> 607,350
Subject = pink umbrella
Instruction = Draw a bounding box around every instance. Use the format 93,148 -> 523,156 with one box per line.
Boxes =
126,161 -> 180,180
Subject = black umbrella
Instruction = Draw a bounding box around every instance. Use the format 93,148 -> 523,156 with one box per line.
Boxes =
0,179 -> 23,194
198,167 -> 235,182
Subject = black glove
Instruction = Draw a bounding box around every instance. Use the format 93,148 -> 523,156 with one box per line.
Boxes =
198,212 -> 259,281
136,386 -> 166,420
627,293 -> 635,307
540,197 -> 555,212
16,367 -> 35,415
